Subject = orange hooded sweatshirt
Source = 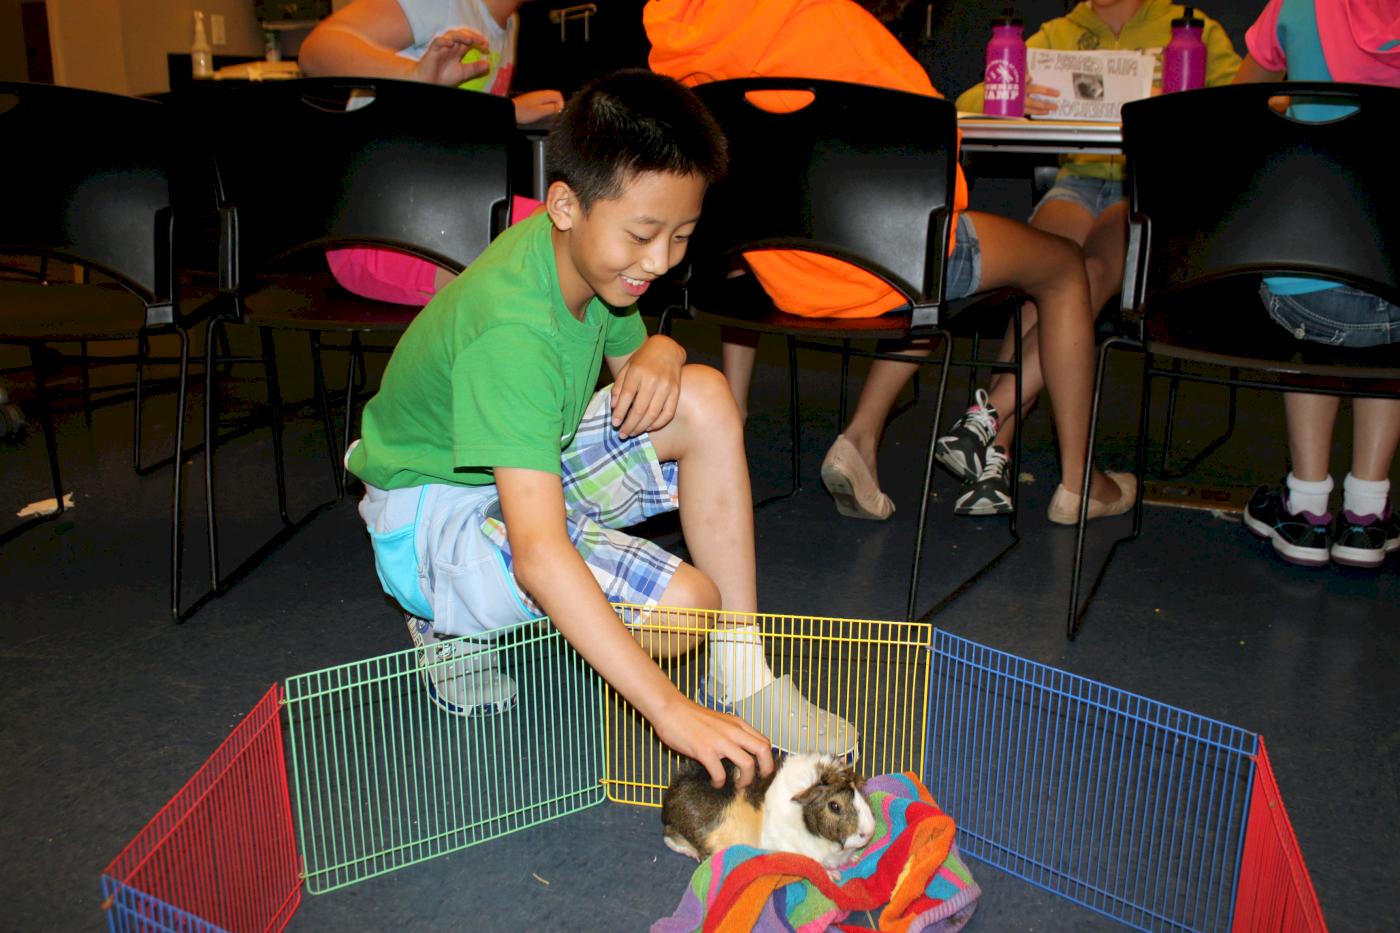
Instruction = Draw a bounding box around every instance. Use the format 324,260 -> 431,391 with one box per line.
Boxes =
645,0 -> 970,319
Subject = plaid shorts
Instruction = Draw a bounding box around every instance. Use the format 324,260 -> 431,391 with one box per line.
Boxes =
358,388 -> 682,637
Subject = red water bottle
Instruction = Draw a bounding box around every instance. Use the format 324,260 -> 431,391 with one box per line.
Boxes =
1161,7 -> 1207,93
984,9 -> 1027,117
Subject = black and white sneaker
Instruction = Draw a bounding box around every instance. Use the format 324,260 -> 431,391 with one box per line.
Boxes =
954,444 -> 1014,516
1330,508 -> 1392,568
1273,510 -> 1333,567
1242,484 -> 1285,540
1244,485 -> 1331,567
935,388 -> 1000,483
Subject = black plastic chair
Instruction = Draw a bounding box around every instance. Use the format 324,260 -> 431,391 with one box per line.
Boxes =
0,81 -> 215,619
193,78 -> 516,617
675,77 -> 1026,622
1067,82 -> 1400,637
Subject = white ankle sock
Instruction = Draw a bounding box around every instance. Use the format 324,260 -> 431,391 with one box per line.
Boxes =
708,624 -> 776,704
1285,472 -> 1333,517
1342,473 -> 1390,518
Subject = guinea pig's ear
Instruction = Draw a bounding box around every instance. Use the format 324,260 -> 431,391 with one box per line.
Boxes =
792,784 -> 823,805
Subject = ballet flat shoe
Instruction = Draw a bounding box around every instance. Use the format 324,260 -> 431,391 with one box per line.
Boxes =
820,435 -> 895,521
1047,471 -> 1138,525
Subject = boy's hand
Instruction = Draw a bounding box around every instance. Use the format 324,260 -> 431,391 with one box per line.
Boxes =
413,28 -> 491,86
653,693 -> 775,788
610,335 -> 685,439
1025,83 -> 1060,116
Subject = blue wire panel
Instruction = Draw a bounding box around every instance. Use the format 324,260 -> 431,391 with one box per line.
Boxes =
100,877 -> 230,933
926,630 -> 1258,932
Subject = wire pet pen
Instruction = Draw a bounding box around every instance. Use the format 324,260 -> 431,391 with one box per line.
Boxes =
100,610 -> 1326,932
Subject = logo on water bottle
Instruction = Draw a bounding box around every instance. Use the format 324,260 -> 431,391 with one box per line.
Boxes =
986,60 -> 1022,101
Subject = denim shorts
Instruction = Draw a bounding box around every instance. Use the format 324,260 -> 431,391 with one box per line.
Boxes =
1261,283 -> 1400,348
945,212 -> 983,301
1031,173 -> 1126,221
357,388 -> 682,637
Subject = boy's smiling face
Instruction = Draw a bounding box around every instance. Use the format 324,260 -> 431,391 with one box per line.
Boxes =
548,169 -> 706,318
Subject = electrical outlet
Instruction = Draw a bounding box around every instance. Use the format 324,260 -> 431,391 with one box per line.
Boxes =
210,14 -> 227,46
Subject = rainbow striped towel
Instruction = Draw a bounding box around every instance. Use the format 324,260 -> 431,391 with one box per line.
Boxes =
653,773 -> 980,933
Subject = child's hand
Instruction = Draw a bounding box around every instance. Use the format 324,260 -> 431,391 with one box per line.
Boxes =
1025,82 -> 1060,116
654,694 -> 775,788
413,28 -> 490,86
513,89 -> 565,125
610,336 -> 685,438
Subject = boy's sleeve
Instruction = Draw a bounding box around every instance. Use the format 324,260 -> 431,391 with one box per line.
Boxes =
1203,15 -> 1243,87
1244,0 -> 1288,73
954,28 -> 1052,112
450,324 -> 568,475
603,306 -> 648,357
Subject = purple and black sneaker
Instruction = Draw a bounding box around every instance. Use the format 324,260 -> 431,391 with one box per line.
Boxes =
1330,501 -> 1398,569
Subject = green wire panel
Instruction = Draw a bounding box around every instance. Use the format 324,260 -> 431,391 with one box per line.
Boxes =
283,618 -> 607,894
604,606 -> 934,808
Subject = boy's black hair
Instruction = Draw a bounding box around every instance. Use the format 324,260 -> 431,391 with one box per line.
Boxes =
545,68 -> 728,211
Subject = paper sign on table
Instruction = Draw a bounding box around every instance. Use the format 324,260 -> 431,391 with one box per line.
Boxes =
1027,49 -> 1154,122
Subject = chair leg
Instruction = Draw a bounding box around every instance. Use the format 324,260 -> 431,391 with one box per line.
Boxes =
132,332 -> 146,471
1008,305 -> 1024,536
838,339 -> 852,428
81,339 -> 93,426
204,317 -> 224,591
1131,352 -> 1154,540
786,336 -> 801,496
905,330 -> 954,622
1066,337 -> 1120,639
260,328 -> 292,526
1160,358 -> 1182,475
341,333 -> 362,492
308,332 -> 345,500
31,344 -> 64,513
168,327 -> 191,622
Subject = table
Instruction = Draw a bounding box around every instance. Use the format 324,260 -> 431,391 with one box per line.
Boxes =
957,114 -> 1122,156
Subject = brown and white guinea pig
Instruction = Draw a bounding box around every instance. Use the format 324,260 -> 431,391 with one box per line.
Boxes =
661,753 -> 876,869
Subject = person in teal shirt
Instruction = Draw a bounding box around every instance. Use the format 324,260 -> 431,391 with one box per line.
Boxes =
1237,0 -> 1400,569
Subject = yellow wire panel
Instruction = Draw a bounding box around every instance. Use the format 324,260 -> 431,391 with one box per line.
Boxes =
603,605 -> 933,808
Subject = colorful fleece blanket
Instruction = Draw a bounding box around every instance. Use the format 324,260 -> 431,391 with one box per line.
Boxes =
653,773 -> 980,933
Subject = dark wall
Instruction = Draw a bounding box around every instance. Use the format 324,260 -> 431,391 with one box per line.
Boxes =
513,0 -> 651,97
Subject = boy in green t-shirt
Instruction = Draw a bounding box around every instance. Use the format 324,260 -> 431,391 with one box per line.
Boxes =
348,69 -> 852,788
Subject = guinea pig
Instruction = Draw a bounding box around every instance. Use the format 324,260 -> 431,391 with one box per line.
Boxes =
661,753 -> 876,870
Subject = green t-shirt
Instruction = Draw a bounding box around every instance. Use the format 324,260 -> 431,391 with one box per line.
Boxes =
347,211 -> 648,489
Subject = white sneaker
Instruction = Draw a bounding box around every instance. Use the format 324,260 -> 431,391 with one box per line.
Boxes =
405,615 -> 517,717
700,674 -> 858,760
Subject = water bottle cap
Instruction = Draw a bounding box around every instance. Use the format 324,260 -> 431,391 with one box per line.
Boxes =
992,7 -> 1022,27
1172,6 -> 1204,28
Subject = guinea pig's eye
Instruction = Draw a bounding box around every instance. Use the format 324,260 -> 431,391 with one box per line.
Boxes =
827,800 -> 843,815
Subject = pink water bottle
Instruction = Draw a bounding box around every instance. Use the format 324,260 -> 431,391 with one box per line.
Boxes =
1161,6 -> 1207,93
984,9 -> 1027,117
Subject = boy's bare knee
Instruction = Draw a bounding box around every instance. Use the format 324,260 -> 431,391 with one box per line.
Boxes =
677,363 -> 742,428
661,563 -> 721,610
636,565 -> 719,659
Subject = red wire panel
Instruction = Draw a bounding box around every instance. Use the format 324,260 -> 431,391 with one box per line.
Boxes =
100,684 -> 302,933
1231,736 -> 1327,933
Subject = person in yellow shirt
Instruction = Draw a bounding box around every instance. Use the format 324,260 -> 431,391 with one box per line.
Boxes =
939,0 -> 1239,516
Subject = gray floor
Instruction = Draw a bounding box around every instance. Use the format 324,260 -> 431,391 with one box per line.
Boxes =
1,319 -> 1396,932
